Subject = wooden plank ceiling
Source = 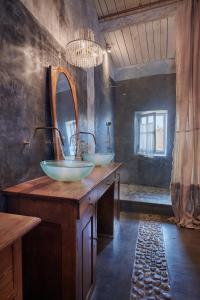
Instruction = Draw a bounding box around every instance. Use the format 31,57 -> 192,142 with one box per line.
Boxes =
94,0 -> 176,68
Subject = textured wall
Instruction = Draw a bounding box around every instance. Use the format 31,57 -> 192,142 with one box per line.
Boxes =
94,62 -> 115,153
20,0 -> 102,47
0,0 -> 114,210
115,59 -> 176,82
114,74 -> 176,188
0,0 -> 106,210
20,0 -> 113,152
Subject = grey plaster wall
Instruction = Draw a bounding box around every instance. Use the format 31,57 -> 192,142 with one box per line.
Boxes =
20,0 -> 102,47
0,0 -> 95,210
114,74 -> 176,188
94,65 -> 115,153
0,0 -> 114,210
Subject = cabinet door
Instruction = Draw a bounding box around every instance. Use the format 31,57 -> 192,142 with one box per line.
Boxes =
23,222 -> 62,300
82,212 -> 96,300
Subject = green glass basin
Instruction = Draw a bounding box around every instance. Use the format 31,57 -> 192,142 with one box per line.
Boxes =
40,160 -> 95,182
82,153 -> 115,166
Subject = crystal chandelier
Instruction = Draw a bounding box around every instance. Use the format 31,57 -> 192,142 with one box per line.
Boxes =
66,28 -> 103,68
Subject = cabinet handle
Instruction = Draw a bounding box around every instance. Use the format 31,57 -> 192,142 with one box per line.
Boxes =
90,237 -> 98,241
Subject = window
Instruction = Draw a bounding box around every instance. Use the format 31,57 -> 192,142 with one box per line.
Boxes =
134,110 -> 168,157
65,120 -> 76,155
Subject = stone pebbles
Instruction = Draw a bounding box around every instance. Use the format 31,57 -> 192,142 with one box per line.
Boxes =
130,220 -> 171,300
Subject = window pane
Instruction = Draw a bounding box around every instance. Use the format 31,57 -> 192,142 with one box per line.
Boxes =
147,120 -> 154,133
139,133 -> 146,153
65,120 -> 76,155
148,115 -> 154,124
139,115 -> 155,154
146,132 -> 154,154
140,123 -> 146,133
156,115 -> 164,152
140,116 -> 147,133
141,116 -> 147,124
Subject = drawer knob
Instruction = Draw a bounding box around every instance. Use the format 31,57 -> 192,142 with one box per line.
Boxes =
90,237 -> 98,241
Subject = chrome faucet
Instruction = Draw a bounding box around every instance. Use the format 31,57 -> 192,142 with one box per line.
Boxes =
70,131 -> 96,159
33,127 -> 65,146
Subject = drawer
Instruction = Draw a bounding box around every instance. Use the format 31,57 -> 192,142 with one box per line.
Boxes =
0,246 -> 15,299
97,173 -> 115,199
79,172 -> 116,219
79,190 -> 98,219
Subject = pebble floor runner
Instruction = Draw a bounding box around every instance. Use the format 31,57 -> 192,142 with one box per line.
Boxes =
130,218 -> 171,300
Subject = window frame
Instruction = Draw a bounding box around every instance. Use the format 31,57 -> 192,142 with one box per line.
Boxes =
134,110 -> 168,157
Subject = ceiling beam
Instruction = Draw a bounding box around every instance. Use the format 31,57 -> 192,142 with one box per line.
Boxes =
99,0 -> 178,33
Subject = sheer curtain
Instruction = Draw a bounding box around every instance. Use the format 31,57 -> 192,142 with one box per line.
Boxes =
171,0 -> 200,228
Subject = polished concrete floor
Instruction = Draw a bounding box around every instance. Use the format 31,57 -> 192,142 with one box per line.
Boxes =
91,212 -> 200,300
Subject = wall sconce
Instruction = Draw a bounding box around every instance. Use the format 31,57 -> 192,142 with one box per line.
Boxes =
106,43 -> 112,53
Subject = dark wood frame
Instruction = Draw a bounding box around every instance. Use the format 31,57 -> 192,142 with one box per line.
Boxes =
49,66 -> 79,160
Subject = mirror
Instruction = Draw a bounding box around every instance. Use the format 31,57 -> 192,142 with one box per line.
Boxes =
56,73 -> 76,157
49,66 -> 78,160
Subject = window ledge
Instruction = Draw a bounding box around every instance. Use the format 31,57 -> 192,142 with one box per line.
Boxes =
136,153 -> 167,158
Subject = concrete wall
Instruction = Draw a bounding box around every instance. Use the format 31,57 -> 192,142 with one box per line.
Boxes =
20,0 -> 107,143
114,74 -> 176,188
20,0 -> 102,47
0,0 -> 113,209
114,59 -> 176,82
21,0 -> 115,152
94,60 -> 115,153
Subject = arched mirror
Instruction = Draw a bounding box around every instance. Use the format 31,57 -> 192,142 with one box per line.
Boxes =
49,66 -> 78,160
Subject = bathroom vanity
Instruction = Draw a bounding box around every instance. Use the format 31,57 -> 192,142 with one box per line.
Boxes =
3,163 -> 121,300
0,213 -> 40,300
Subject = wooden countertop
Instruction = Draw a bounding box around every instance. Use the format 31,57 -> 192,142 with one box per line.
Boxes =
0,212 -> 41,251
3,163 -> 122,202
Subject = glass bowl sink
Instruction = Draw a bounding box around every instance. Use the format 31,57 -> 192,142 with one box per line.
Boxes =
82,153 -> 115,166
40,160 -> 95,182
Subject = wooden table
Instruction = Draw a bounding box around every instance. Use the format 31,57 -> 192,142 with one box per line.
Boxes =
0,213 -> 40,300
3,163 -> 122,300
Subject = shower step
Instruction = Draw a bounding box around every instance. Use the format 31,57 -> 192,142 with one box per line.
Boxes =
120,200 -> 173,216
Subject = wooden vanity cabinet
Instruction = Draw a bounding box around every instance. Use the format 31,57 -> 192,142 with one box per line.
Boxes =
0,213 -> 40,300
77,203 -> 97,300
3,163 -> 121,300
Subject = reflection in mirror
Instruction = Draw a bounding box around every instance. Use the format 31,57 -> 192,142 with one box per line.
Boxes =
56,73 -> 76,157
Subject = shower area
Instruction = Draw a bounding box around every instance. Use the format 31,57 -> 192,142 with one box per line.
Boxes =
113,74 -> 176,214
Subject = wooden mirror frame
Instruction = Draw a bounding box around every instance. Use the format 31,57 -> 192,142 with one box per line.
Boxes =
49,66 -> 79,160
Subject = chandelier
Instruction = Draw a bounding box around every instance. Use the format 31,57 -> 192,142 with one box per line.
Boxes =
66,28 -> 103,68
